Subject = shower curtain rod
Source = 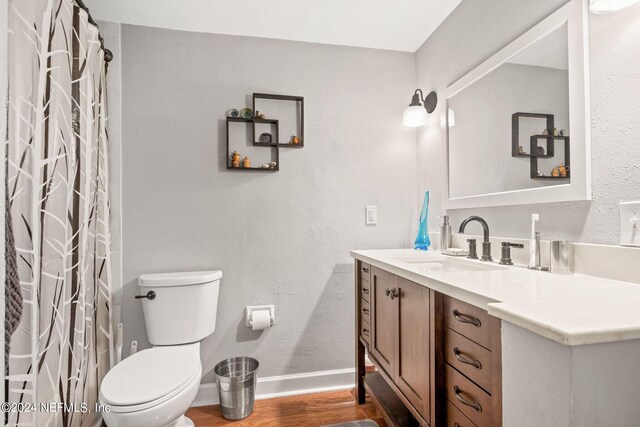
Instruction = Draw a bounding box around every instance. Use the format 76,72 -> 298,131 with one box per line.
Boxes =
75,0 -> 113,63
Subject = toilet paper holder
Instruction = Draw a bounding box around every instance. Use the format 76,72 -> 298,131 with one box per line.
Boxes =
245,305 -> 275,328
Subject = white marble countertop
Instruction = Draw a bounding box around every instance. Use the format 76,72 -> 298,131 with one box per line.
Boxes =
351,248 -> 640,346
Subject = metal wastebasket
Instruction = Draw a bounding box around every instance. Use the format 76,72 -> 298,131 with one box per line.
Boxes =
214,356 -> 259,420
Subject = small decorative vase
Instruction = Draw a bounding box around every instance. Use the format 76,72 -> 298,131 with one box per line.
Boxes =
415,191 -> 431,251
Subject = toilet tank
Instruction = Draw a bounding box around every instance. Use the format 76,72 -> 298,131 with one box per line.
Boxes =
138,270 -> 222,345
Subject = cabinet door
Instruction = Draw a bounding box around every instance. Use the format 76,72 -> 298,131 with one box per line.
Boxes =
395,277 -> 430,422
370,267 -> 398,376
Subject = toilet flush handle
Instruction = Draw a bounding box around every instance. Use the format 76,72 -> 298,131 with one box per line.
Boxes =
134,290 -> 156,300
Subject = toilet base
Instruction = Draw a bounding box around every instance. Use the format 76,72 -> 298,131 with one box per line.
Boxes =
170,416 -> 194,427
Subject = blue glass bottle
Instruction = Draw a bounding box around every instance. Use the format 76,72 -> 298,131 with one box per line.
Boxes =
414,191 -> 431,250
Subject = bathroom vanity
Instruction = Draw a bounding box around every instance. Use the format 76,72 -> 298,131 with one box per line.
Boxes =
352,249 -> 640,427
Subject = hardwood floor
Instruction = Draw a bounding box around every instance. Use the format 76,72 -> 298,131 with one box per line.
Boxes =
186,389 -> 385,427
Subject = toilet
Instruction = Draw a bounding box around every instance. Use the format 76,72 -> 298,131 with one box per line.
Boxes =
100,270 -> 222,427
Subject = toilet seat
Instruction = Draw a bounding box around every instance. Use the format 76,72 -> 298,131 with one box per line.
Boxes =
100,344 -> 201,413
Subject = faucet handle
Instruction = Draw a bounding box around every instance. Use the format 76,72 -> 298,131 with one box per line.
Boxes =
500,242 -> 524,265
466,239 -> 478,260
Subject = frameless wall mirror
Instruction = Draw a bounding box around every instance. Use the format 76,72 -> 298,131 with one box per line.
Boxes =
443,0 -> 590,209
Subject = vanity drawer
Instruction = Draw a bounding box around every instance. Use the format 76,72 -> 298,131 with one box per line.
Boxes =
360,317 -> 371,343
443,296 -> 497,350
445,364 -> 494,427
444,327 -> 494,393
360,279 -> 371,302
360,297 -> 371,320
360,262 -> 371,282
446,400 -> 478,427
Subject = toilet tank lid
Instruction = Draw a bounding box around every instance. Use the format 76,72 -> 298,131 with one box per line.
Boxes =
138,270 -> 222,287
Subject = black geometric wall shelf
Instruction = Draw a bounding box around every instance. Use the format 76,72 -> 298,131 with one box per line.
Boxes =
512,112 -> 554,157
530,136 -> 570,179
226,93 -> 304,172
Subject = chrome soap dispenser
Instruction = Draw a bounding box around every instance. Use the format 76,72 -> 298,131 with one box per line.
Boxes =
527,214 -> 549,271
440,215 -> 452,250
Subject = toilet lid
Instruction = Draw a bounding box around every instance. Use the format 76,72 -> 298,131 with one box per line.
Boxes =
100,345 -> 200,406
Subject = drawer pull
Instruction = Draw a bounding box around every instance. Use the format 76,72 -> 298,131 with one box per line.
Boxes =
453,309 -> 481,327
454,424 -> 460,427
362,308 -> 370,315
453,347 -> 482,369
362,288 -> 369,295
385,288 -> 399,300
453,386 -> 482,412
362,328 -> 369,336
362,267 -> 369,273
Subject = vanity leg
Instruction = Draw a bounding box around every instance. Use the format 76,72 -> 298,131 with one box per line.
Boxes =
355,264 -> 366,404
356,338 -> 366,404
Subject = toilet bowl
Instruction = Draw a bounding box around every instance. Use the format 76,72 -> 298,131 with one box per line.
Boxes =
100,270 -> 222,427
101,343 -> 202,427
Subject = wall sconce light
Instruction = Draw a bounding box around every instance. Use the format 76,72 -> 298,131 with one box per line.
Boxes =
589,0 -> 640,13
403,89 -> 437,127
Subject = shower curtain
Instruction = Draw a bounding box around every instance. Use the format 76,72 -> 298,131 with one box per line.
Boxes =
6,0 -> 113,425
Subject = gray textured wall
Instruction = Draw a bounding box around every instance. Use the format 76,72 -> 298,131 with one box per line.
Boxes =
120,25 -> 418,380
416,0 -> 640,244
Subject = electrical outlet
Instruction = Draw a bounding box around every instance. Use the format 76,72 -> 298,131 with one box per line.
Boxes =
620,201 -> 640,247
366,206 -> 377,225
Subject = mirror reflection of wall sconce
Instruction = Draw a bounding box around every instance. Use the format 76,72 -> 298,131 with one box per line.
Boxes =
403,89 -> 437,127
589,0 -> 639,13
440,108 -> 456,128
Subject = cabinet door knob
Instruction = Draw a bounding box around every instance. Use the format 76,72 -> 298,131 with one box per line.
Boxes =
389,288 -> 399,300
454,386 -> 482,412
362,308 -> 370,315
362,287 -> 369,294
385,288 -> 391,297
452,309 -> 481,327
453,347 -> 482,369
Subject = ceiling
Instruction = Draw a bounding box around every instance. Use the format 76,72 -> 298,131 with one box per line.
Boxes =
85,0 -> 462,52
508,24 -> 569,71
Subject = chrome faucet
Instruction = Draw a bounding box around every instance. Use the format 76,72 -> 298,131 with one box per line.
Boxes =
459,216 -> 493,261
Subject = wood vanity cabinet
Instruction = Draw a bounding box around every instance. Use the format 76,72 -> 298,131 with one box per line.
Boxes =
355,261 -> 502,427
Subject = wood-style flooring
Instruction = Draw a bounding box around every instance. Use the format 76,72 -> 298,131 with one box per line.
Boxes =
186,389 -> 384,427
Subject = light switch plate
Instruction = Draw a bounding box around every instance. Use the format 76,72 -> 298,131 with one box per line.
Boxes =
366,206 -> 377,225
620,201 -> 640,247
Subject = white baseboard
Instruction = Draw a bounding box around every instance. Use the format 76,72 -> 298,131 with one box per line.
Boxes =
191,368 -> 355,407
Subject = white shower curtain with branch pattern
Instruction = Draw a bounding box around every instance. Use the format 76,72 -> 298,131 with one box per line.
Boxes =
6,0 -> 113,425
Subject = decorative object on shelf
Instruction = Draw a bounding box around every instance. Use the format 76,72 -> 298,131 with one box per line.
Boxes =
261,162 -> 277,169
230,151 -> 241,168
536,146 -> 546,156
258,133 -> 272,144
255,111 -> 266,119
552,166 -> 560,177
518,145 -> 525,155
291,136 -> 300,145
240,108 -> 254,119
559,129 -> 567,136
242,156 -> 251,168
226,109 -> 239,118
559,165 -> 569,177
589,0 -> 640,13
553,128 -> 560,136
414,191 -> 431,251
403,89 -> 437,127
542,128 -> 550,136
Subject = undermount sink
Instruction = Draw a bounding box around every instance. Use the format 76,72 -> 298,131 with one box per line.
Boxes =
395,256 -> 506,273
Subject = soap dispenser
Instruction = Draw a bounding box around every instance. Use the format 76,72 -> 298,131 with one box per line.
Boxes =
440,215 -> 452,250
527,214 -> 549,271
